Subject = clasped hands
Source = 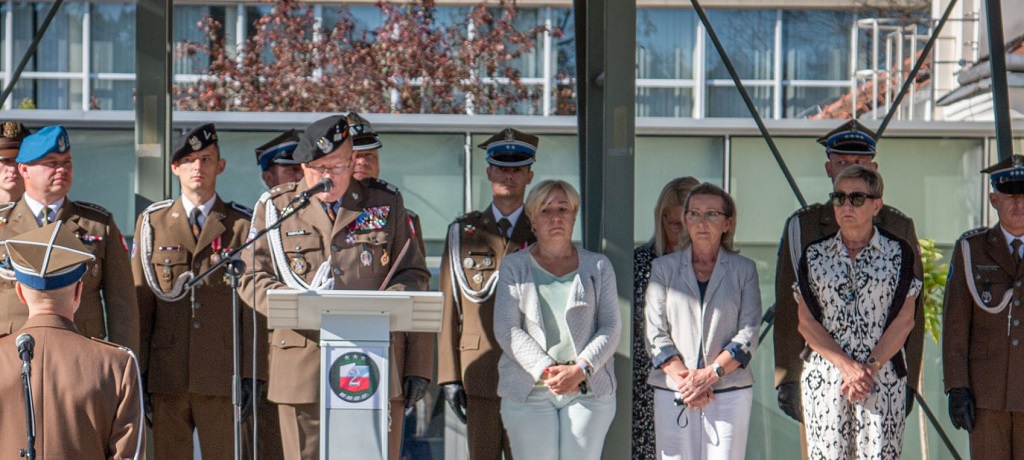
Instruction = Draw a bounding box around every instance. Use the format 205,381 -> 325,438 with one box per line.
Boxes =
541,362 -> 587,396
838,357 -> 877,403
668,366 -> 718,410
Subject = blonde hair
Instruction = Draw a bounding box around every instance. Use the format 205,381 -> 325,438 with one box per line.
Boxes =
679,182 -> 738,253
650,177 -> 700,256
524,180 -> 580,220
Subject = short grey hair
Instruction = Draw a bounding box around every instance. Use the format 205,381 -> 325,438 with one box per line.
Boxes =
834,164 -> 884,197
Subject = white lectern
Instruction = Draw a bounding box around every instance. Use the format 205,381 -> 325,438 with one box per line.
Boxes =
266,289 -> 443,459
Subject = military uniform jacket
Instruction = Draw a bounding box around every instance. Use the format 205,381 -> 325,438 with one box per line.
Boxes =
943,225 -> 1024,411
0,198 -> 139,353
0,315 -> 144,459
239,179 -> 431,405
773,202 -> 924,390
437,208 -> 534,397
132,196 -> 262,396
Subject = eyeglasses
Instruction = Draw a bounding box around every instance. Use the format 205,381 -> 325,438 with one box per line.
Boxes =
685,210 -> 727,223
829,192 -> 878,207
307,164 -> 349,174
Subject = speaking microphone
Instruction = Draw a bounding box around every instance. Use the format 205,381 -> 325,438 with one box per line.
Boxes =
16,334 -> 33,364
288,178 -> 334,207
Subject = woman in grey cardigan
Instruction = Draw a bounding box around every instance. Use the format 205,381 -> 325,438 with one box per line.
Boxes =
494,180 -> 621,460
645,183 -> 761,460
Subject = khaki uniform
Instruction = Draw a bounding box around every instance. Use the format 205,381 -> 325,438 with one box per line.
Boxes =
131,196 -> 260,459
0,198 -> 139,352
0,315 -> 144,459
943,225 -> 1024,458
437,208 -> 533,460
773,203 -> 924,458
240,178 -> 431,460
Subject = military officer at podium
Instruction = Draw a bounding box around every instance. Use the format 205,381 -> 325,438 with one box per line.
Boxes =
944,154 -> 1024,458
773,120 -> 924,459
438,127 -> 539,460
0,125 -> 138,352
0,222 -> 144,459
240,114 -> 430,460
0,121 -> 29,203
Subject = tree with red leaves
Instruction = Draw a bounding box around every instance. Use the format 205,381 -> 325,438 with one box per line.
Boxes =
174,0 -> 549,114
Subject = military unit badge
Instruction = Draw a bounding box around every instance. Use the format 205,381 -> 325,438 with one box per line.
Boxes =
290,255 -> 308,275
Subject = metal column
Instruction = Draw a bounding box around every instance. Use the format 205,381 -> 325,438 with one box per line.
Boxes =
134,0 -> 172,208
574,1 -> 635,458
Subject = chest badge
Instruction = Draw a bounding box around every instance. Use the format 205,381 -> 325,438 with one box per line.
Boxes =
290,255 -> 309,275
380,249 -> 389,266
482,257 -> 493,267
161,266 -> 172,281
473,273 -> 484,285
360,250 -> 372,266
464,225 -> 476,236
463,257 -> 475,270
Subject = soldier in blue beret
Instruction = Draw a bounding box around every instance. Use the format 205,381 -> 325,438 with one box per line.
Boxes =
0,124 -> 139,354
256,129 -> 303,189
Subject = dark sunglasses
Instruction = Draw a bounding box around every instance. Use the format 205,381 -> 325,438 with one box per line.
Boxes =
829,192 -> 878,207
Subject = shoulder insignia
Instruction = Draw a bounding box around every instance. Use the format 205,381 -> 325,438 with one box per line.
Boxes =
791,202 -> 824,217
455,210 -> 482,224
75,201 -> 112,217
89,336 -> 126,349
406,208 -> 419,219
142,199 -> 174,216
362,178 -> 399,195
881,205 -> 910,219
270,182 -> 298,199
229,202 -> 253,218
958,227 -> 987,242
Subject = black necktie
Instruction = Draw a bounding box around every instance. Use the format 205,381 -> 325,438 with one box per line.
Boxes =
498,218 -> 512,245
1013,239 -> 1022,265
191,209 -> 203,240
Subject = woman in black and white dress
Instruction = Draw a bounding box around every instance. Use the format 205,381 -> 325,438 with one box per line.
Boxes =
796,165 -> 920,459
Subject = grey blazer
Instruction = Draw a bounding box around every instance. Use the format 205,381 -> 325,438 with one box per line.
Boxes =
645,247 -> 762,391
493,246 -> 622,402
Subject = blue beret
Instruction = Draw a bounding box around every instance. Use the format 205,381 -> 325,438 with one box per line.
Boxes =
17,125 -> 69,163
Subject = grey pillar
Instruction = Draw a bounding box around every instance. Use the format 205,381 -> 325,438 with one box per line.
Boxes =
575,1 -> 636,459
134,0 -> 172,210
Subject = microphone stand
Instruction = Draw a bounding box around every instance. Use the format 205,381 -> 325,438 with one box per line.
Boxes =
19,356 -> 36,459
185,195 -> 316,460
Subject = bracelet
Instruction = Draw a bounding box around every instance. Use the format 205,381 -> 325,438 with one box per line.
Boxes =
576,360 -> 593,377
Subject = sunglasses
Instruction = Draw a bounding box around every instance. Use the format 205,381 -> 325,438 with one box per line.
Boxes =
829,192 -> 878,207
685,210 -> 728,223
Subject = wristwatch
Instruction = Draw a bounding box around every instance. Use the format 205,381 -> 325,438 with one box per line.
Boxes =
866,356 -> 883,369
711,362 -> 725,378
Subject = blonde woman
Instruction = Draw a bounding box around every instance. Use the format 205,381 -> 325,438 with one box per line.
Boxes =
494,180 -> 621,459
632,177 -> 700,460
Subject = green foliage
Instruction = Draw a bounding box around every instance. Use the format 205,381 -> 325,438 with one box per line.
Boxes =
919,238 -> 948,343
18,98 -> 35,109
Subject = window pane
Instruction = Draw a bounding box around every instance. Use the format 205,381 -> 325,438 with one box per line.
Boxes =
174,6 -> 232,75
705,9 -> 775,80
784,86 -> 845,118
637,87 -> 693,117
552,8 -> 575,115
782,11 -> 853,81
66,129 -> 136,234
706,86 -> 772,118
637,8 -> 695,80
634,136 -> 724,243
91,80 -> 134,110
92,3 -> 136,73
13,2 -> 84,73
12,78 -> 82,110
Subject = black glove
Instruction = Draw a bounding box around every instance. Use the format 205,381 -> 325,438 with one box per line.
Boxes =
442,383 -> 468,424
777,382 -> 803,423
905,384 -> 915,415
240,379 -> 265,422
403,376 -> 430,409
948,387 -> 976,432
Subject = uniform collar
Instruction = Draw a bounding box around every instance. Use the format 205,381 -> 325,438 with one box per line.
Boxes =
998,224 -> 1024,255
490,203 -> 524,230
21,313 -> 78,333
181,194 -> 216,221
23,194 -> 64,224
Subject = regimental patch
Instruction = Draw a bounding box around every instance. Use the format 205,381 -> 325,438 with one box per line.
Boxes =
329,351 -> 380,403
349,206 -> 390,232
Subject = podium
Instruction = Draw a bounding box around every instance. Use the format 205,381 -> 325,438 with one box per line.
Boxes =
267,289 -> 443,459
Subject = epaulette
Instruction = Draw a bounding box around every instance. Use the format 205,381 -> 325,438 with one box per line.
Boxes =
89,336 -> 127,349
269,182 -> 299,198
362,178 -> 399,195
407,208 -> 419,219
790,202 -> 824,218
454,210 -> 482,224
75,200 -> 112,217
229,201 -> 253,218
957,227 -> 987,242
142,199 -> 174,215
881,205 -> 910,219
